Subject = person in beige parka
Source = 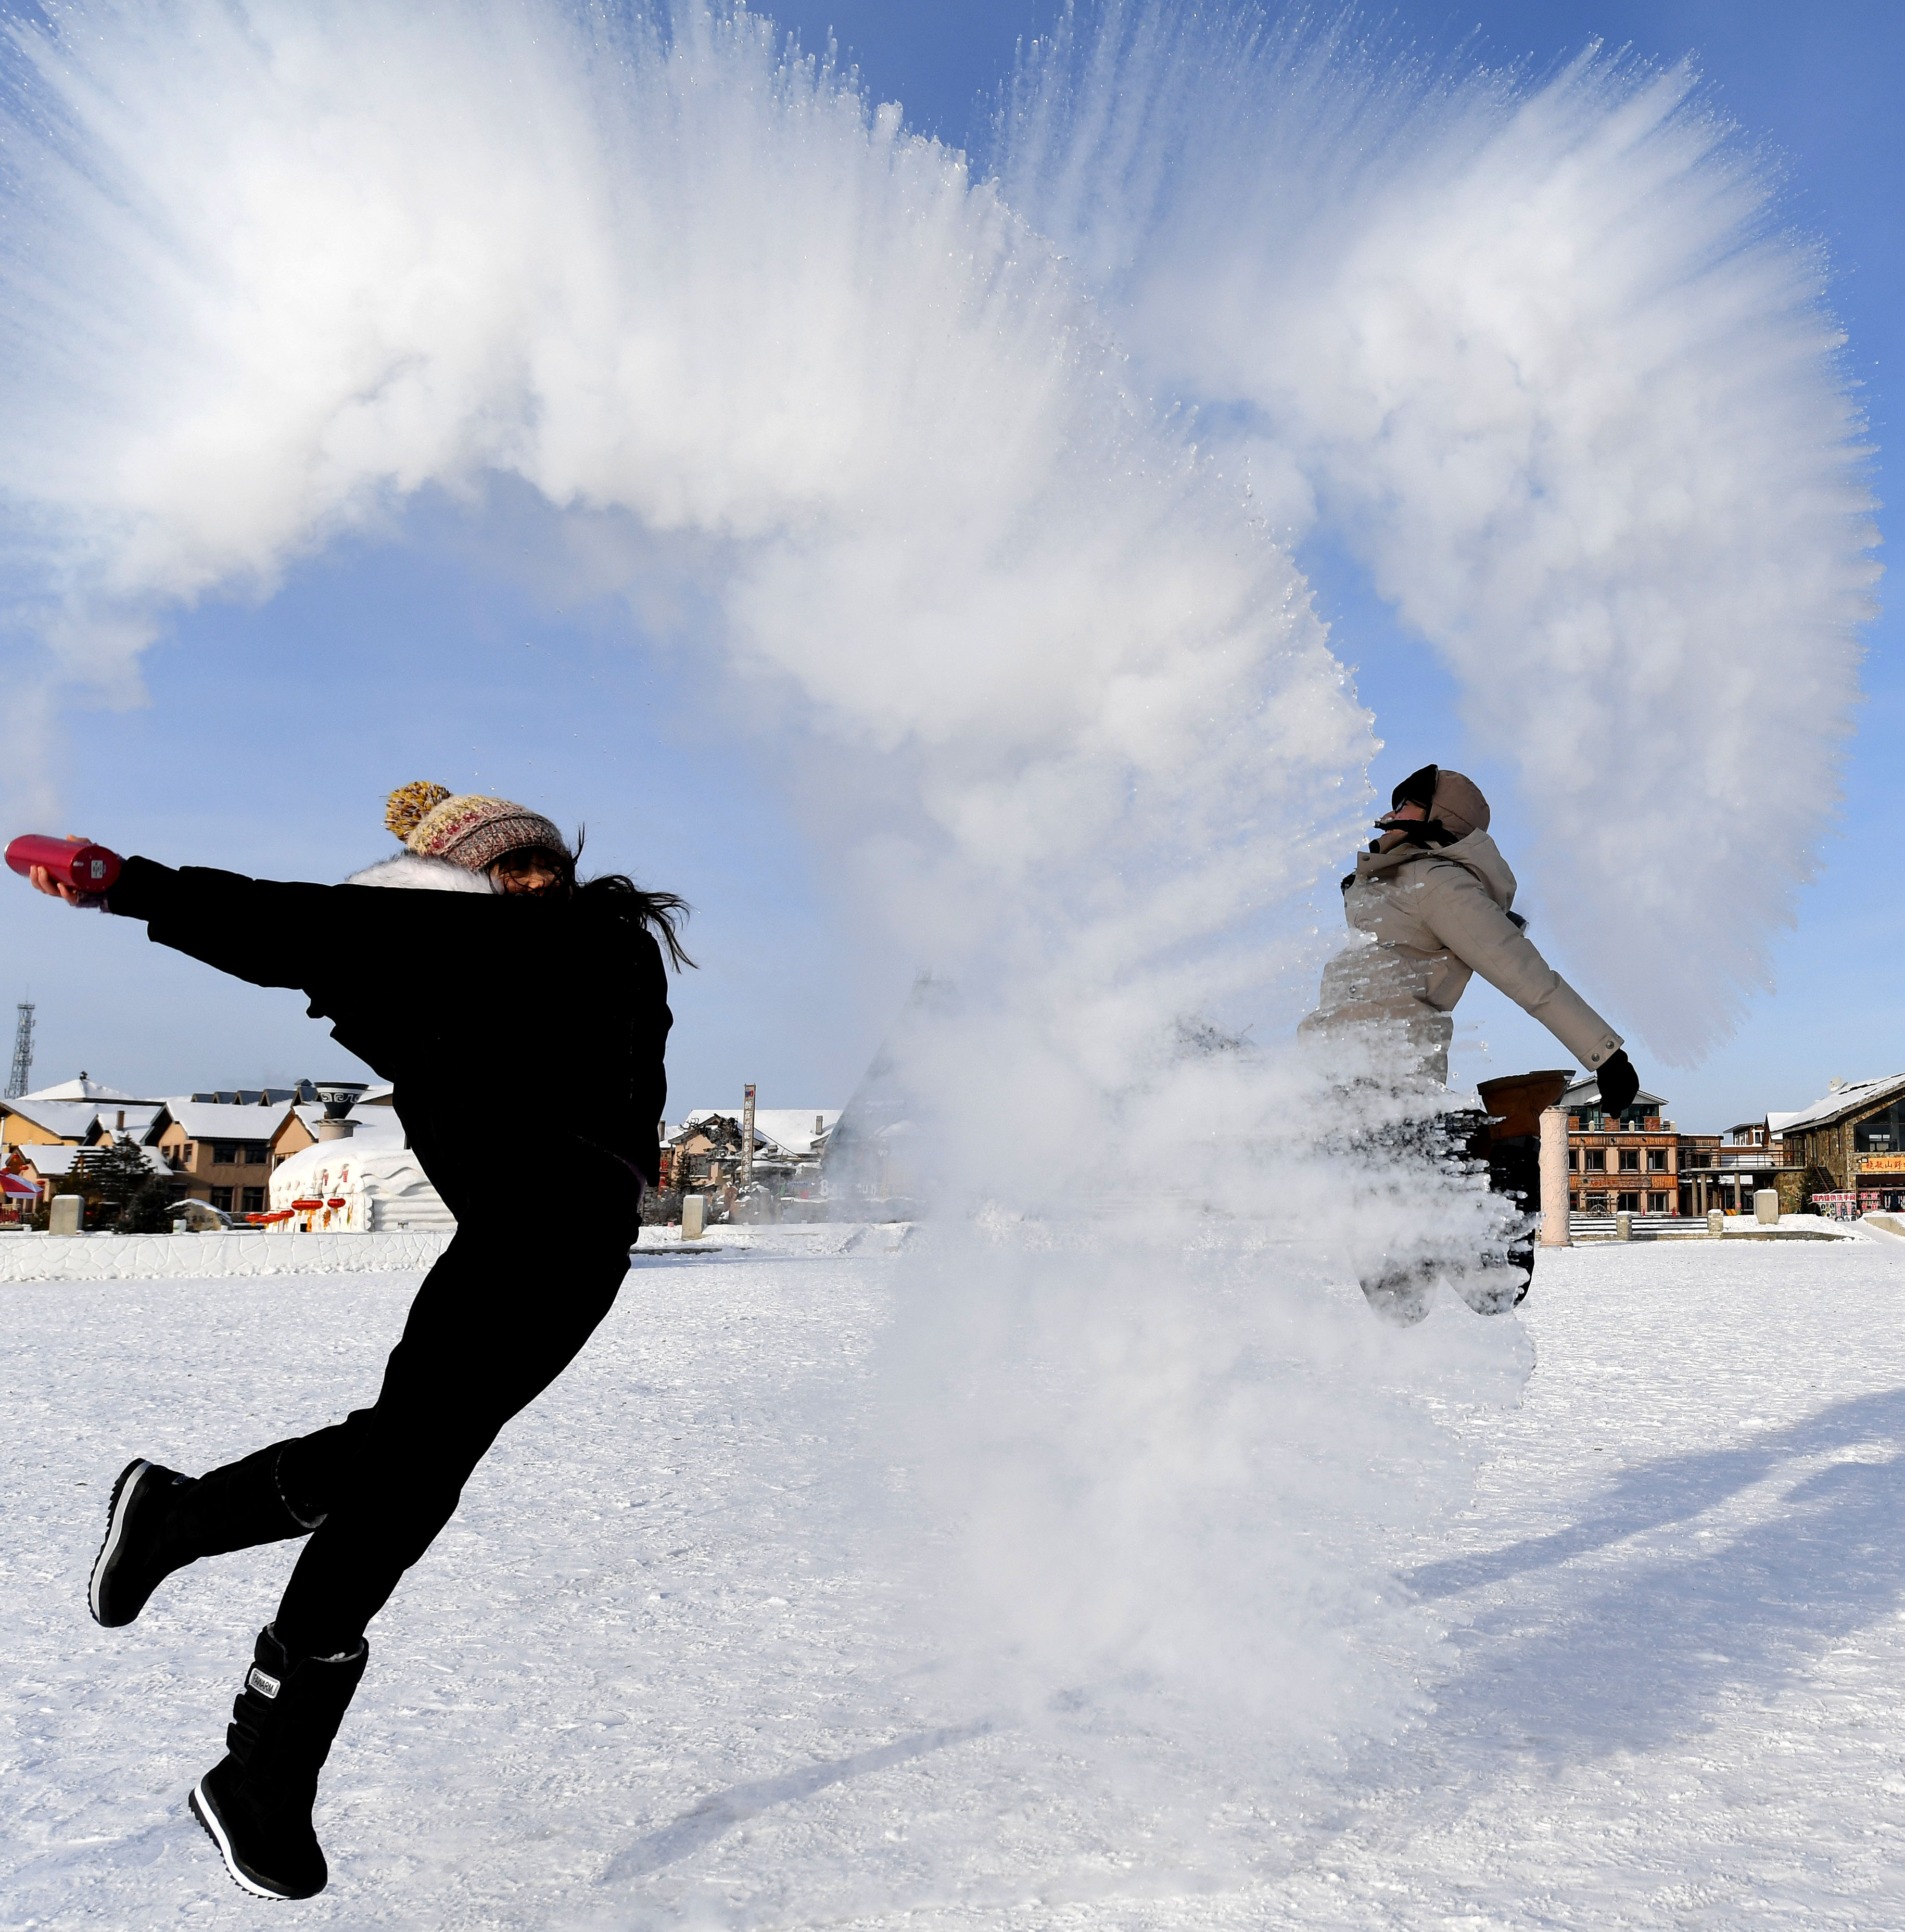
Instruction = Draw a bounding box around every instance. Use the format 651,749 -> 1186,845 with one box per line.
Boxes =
1301,764 -> 1640,1114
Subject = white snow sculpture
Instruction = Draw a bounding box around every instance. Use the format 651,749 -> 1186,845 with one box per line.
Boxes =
266,1116 -> 453,1233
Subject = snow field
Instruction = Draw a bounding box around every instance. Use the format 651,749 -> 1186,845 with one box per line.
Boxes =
5,1229 -> 1905,1926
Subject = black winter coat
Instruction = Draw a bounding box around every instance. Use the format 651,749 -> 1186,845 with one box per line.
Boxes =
106,858 -> 672,1187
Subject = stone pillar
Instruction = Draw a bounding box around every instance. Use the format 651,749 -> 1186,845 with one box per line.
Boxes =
48,1193 -> 83,1235
681,1194 -> 706,1240
1615,1211 -> 1632,1241
1539,1107 -> 1571,1248
1707,1208 -> 1725,1239
1754,1188 -> 1780,1225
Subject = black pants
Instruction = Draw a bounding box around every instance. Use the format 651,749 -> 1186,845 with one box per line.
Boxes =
244,1140 -> 642,1656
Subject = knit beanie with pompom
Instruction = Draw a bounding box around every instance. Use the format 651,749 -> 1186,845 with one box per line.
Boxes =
384,782 -> 568,875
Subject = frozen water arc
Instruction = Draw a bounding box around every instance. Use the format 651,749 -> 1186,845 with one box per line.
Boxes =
996,3 -> 1877,1061
0,0 -> 1370,1038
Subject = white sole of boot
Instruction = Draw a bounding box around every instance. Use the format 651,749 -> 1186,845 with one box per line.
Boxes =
189,1777 -> 294,1901
87,1459 -> 151,1626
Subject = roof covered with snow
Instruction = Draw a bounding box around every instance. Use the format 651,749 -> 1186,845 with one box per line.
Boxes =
145,1101 -> 298,1143
680,1108 -> 839,1156
15,1075 -> 148,1103
1560,1076 -> 1668,1113
1777,1074 -> 1905,1136
0,1099 -> 108,1140
7,1140 -> 168,1178
8,1142 -> 84,1176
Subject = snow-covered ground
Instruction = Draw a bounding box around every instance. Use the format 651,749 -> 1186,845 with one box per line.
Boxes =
8,1228 -> 1905,1927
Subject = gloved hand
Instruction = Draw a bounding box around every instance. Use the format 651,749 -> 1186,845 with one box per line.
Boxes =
1596,1049 -> 1639,1116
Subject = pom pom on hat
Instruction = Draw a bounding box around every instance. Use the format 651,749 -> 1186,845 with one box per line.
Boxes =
383,779 -> 568,875
386,781 -> 452,842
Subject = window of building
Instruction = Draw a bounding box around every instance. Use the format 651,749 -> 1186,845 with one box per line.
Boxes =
210,1186 -> 234,1212
1585,1149 -> 1607,1172
1567,1149 -> 1579,1170
1647,1149 -> 1668,1172
1649,1192 -> 1670,1212
1619,1150 -> 1640,1172
240,1186 -> 266,1214
1856,1101 -> 1905,1154
1617,1191 -> 1640,1213
213,1142 -> 237,1165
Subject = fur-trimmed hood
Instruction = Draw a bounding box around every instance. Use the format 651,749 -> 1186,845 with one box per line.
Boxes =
346,852 -> 497,893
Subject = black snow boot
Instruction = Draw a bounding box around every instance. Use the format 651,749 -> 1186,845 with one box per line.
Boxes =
189,1624 -> 368,1900
89,1448 -> 317,1628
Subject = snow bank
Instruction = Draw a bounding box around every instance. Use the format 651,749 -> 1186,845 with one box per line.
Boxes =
0,1228 -> 450,1281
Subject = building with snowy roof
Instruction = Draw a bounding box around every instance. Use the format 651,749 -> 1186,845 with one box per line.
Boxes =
679,1109 -> 838,1159
1777,1075 -> 1905,1205
0,1097 -> 110,1150
142,1100 -> 300,1217
3,1137 -> 171,1211
88,1103 -> 165,1144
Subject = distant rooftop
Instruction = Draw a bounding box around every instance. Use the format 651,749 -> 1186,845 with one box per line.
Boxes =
1779,1074 -> 1905,1136
1561,1075 -> 1668,1114
146,1100 -> 297,1142
15,1074 -> 150,1104
680,1107 -> 839,1156
0,1098 -> 110,1139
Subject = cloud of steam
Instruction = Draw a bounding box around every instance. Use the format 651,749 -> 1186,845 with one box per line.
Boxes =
0,0 -> 1866,1824
994,3 -> 1878,1062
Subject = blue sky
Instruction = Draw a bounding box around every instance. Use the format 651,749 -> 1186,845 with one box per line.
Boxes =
1,0 -> 1895,1132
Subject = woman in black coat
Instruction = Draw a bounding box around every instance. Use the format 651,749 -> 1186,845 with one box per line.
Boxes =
30,783 -> 684,1901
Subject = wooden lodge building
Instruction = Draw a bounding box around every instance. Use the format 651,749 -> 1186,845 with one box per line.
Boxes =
1776,1075 -> 1905,1214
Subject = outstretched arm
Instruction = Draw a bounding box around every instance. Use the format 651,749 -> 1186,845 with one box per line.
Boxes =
1418,861 -> 1624,1073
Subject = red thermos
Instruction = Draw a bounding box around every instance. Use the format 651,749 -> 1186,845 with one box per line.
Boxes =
5,835 -> 124,893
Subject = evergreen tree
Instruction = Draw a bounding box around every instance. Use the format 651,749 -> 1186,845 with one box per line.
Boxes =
68,1142 -> 185,1231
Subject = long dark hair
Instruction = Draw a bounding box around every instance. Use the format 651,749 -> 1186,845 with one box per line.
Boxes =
566,828 -> 695,971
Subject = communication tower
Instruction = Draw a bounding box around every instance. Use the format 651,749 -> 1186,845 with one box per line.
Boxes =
5,1001 -> 34,1100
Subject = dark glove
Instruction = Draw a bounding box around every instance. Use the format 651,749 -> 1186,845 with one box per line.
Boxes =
1596,1049 -> 1639,1115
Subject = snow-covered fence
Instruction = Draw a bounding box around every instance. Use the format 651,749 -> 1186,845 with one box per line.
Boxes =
0,1228 -> 452,1282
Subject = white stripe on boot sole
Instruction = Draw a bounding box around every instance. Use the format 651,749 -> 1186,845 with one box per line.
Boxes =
190,1777 -> 289,1901
88,1461 -> 150,1624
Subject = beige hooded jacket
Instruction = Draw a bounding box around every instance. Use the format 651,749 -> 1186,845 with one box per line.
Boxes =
1300,820 -> 1622,1086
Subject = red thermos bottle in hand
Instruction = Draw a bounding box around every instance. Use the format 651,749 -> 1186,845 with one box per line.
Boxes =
5,835 -> 123,893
